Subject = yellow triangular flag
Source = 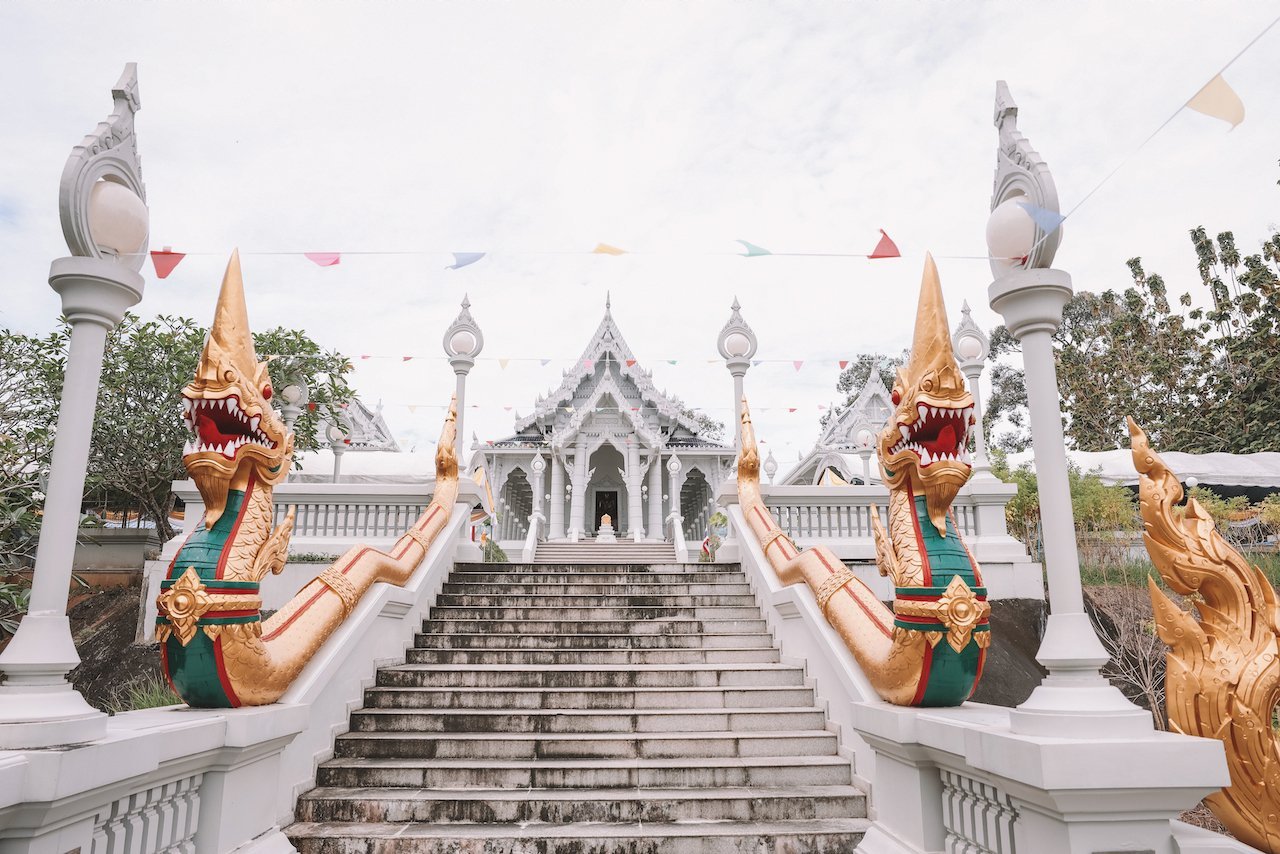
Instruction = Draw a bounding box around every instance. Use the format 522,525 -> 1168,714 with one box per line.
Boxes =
499,358 -> 510,369
407,405 -> 419,413
593,243 -> 627,255
1186,74 -> 1245,129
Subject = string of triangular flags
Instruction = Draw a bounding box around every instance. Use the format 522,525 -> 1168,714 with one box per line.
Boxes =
147,16 -> 1273,283
266,353 -> 875,371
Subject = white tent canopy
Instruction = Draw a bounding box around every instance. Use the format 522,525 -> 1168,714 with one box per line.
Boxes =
1007,447 -> 1280,489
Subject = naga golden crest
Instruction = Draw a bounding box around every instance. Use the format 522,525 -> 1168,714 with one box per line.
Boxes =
182,250 -> 293,527
877,253 -> 975,536
1131,418 -> 1280,851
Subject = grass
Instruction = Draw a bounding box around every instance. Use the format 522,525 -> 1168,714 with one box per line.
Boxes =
287,552 -> 341,564
1079,553 -> 1280,589
106,675 -> 183,714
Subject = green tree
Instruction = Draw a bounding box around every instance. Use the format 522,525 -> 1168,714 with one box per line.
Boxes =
986,222 -> 1279,455
2,314 -> 355,548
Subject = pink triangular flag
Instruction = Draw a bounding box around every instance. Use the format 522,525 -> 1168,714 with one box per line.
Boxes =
304,252 -> 342,267
793,361 -> 804,371
504,406 -> 512,411
150,247 -> 185,279
838,360 -> 849,369
360,354 -> 372,360
402,356 -> 413,362
788,407 -> 798,413
868,230 -> 900,259
584,359 -> 594,370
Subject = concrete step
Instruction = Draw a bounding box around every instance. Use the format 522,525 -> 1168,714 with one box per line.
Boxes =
427,605 -> 763,621
332,729 -> 841,760
411,633 -> 774,650
348,707 -> 829,734
374,663 -> 808,689
360,685 -> 817,711
315,754 -> 852,789
432,593 -> 759,607
286,818 -> 869,854
403,647 -> 782,666
295,784 -> 866,823
419,618 -> 767,634
452,569 -> 746,583
441,581 -> 754,595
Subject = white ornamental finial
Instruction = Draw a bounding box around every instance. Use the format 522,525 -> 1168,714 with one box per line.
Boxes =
990,80 -> 1061,274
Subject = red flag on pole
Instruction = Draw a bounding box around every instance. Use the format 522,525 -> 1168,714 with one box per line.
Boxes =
868,230 -> 900,259
150,247 -> 185,278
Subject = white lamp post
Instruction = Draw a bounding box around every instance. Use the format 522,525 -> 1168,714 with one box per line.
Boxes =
443,295 -> 484,459
986,81 -> 1148,737
952,302 -> 994,480
717,298 -> 758,449
279,380 -> 307,433
855,428 -> 876,485
0,66 -> 147,749
763,449 -> 778,484
327,422 -> 350,482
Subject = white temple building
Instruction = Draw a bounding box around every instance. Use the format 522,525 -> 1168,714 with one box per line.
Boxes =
472,300 -> 736,545
782,361 -> 893,486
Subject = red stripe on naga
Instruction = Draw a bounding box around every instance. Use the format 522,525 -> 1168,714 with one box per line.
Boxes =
969,647 -> 987,700
215,472 -> 257,580
813,550 -> 893,638
212,635 -> 242,707
910,644 -> 934,706
906,482 -> 931,585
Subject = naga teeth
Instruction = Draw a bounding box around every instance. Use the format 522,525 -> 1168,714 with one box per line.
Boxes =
250,416 -> 260,432
900,425 -> 910,441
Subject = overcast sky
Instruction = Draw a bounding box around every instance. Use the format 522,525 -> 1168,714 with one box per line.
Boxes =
1,1 -> 1277,465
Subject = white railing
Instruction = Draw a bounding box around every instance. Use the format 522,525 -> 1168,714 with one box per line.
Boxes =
3,500 -> 472,854
668,512 -> 689,563
522,511 -> 544,563
172,480 -> 436,552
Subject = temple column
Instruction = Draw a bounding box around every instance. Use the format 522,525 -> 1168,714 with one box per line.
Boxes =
626,440 -> 644,541
568,434 -> 588,540
549,453 -> 565,540
647,449 -> 663,541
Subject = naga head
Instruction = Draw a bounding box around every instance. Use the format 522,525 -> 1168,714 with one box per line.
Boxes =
182,251 -> 293,526
878,254 -> 975,536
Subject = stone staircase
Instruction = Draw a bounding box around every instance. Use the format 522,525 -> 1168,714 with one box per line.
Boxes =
533,540 -> 678,564
285,561 -> 868,853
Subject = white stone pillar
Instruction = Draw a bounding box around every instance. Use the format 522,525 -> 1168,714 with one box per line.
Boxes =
549,453 -> 566,540
0,257 -> 143,748
990,268 -> 1149,737
647,450 -> 663,540
568,435 -> 588,540
960,360 -> 994,480
626,440 -> 644,541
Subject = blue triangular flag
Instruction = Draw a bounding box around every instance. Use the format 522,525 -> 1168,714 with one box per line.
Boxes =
1016,202 -> 1065,236
736,240 -> 772,257
446,252 -> 486,270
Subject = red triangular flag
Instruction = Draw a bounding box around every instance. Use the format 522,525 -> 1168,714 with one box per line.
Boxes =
788,407 -> 798,413
838,360 -> 849,369
304,252 -> 342,267
868,230 -> 900,259
150,247 -> 185,279
625,359 -> 637,367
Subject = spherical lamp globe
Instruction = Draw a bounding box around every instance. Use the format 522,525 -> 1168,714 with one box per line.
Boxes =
449,329 -> 478,357
986,196 -> 1037,277
956,334 -> 985,362
724,331 -> 751,358
88,180 -> 149,258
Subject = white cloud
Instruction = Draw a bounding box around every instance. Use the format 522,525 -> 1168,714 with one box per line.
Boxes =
1,0 -> 1276,460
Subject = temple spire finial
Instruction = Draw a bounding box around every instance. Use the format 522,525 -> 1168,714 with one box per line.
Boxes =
606,291 -> 611,312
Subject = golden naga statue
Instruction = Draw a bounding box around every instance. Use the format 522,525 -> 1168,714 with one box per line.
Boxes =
737,255 -> 990,706
1130,418 -> 1280,851
156,252 -> 459,707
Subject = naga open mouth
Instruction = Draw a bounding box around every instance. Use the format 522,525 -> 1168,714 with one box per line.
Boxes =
182,394 -> 278,459
888,403 -> 975,468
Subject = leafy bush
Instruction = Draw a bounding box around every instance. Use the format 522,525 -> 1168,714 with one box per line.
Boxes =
482,537 -> 509,563
0,577 -> 32,639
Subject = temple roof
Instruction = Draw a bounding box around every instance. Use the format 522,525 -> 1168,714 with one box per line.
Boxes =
496,301 -> 726,453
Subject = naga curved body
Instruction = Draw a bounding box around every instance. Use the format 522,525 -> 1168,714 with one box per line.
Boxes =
156,252 -> 459,707
736,255 -> 989,706
1131,419 -> 1280,851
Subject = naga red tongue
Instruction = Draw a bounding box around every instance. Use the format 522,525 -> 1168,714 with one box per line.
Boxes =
195,412 -> 237,446
924,422 -> 957,457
